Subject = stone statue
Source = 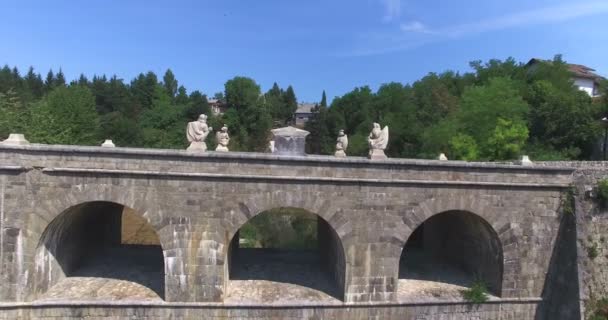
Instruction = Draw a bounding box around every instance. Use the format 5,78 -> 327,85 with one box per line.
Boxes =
186,114 -> 213,151
335,129 -> 348,157
215,125 -> 230,152
368,122 -> 389,159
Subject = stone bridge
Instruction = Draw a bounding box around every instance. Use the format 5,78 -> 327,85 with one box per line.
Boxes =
0,143 -> 579,319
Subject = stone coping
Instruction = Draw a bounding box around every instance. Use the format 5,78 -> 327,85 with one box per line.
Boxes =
0,143 -> 575,173
0,297 -> 542,309
40,167 -> 571,189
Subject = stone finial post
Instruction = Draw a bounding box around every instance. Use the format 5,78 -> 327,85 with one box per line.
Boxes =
101,139 -> 115,148
1,133 -> 30,145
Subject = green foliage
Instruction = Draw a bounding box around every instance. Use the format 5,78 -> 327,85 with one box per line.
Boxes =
587,297 -> 608,320
588,242 -> 600,260
0,89 -> 29,139
461,281 -> 489,303
562,186 -> 576,216
487,118 -> 528,160
0,55 -> 601,162
449,134 -> 479,161
239,208 -> 318,250
29,85 -> 100,145
597,179 -> 608,207
224,76 -> 272,151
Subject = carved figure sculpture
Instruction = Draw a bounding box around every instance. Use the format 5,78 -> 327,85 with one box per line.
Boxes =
335,129 -> 348,157
186,114 -> 213,151
215,125 -> 230,152
368,122 -> 389,159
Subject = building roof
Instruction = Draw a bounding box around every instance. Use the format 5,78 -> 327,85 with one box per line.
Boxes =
567,63 -> 602,80
526,58 -> 604,82
295,103 -> 316,114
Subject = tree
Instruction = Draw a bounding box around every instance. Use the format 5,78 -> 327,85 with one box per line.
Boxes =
55,68 -> 66,87
282,85 -> 298,125
305,90 -> 332,154
44,69 -> 55,92
487,118 -> 528,160
224,76 -> 271,151
30,85 -> 100,145
24,67 -> 44,100
186,90 -> 209,120
175,85 -> 189,105
455,77 -> 529,151
0,89 -> 28,139
527,79 -> 597,159
163,69 -> 178,98
139,86 -> 186,148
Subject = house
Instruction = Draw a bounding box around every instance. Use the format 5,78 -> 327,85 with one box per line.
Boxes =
526,58 -> 604,97
208,99 -> 227,116
294,103 -> 316,127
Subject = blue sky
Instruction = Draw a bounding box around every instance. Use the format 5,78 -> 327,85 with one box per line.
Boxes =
2,0 -> 608,102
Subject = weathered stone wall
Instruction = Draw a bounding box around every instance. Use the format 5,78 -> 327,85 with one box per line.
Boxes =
421,211 -> 503,295
318,218 -> 346,299
0,300 -> 540,320
536,161 -> 608,318
0,144 -> 571,318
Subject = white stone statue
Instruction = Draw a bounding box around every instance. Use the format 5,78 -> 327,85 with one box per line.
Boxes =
186,114 -> 213,151
368,122 -> 389,159
215,125 -> 230,152
335,129 -> 348,157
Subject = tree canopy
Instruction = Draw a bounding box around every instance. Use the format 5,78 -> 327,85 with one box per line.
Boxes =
0,56 -> 603,161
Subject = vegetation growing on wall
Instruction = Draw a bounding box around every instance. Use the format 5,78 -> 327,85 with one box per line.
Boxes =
562,186 -> 576,216
587,297 -> 608,320
461,280 -> 489,303
597,179 -> 608,208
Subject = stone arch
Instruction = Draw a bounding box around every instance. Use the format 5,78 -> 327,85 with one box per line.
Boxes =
224,193 -> 348,302
31,200 -> 166,301
229,191 -> 352,241
399,195 -> 507,297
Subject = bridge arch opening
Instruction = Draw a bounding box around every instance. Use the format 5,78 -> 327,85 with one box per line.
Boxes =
33,201 -> 165,301
226,207 -> 345,303
399,210 -> 503,300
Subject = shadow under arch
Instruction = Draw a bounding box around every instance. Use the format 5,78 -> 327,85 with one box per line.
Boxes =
226,207 -> 346,302
33,201 -> 165,301
399,210 -> 503,297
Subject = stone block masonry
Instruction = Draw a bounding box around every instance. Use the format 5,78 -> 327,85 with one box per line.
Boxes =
0,143 -> 594,319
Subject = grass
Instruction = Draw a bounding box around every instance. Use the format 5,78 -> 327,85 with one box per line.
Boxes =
461,280 -> 489,304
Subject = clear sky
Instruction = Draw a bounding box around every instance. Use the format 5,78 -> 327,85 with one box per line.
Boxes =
2,0 -> 608,102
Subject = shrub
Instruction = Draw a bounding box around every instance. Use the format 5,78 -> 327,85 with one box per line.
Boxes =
588,243 -> 600,260
598,179 -> 608,208
461,281 -> 489,303
562,186 -> 575,215
587,297 -> 608,320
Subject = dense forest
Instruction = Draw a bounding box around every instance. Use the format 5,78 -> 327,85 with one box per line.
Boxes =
1,55 -> 606,160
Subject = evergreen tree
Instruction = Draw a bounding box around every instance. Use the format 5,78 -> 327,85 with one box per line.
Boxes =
44,69 -> 55,92
282,85 -> 298,125
163,69 -> 178,98
55,68 -> 66,87
24,67 -> 44,99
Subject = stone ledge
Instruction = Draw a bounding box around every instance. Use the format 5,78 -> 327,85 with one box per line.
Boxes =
0,297 -> 543,309
0,143 -> 575,173
41,167 -> 571,189
0,165 -> 30,172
